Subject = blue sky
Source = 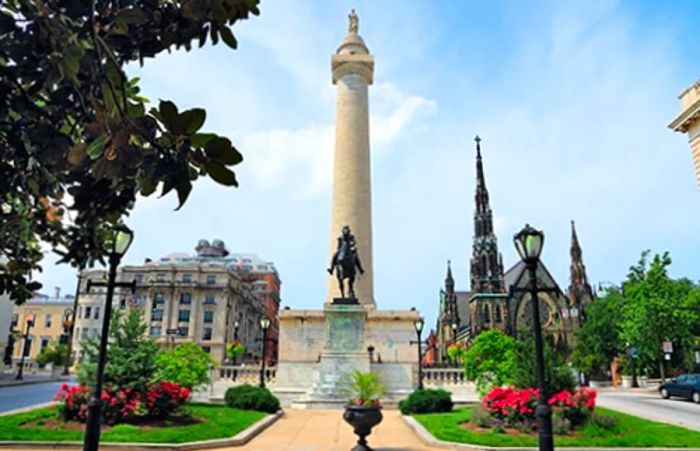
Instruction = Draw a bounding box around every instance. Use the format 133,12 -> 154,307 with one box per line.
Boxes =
42,0 -> 700,330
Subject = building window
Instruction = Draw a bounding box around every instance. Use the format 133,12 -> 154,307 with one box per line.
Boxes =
94,307 -> 100,320
44,314 -> 52,328
85,306 -> 92,319
11,314 -> 18,328
120,298 -> 127,309
134,274 -> 144,283
150,326 -> 161,337
206,275 -> 216,285
40,337 -> 50,353
178,310 -> 190,322
178,326 -> 189,336
180,293 -> 192,305
202,346 -> 211,354
204,294 -> 216,305
203,311 -> 214,323
495,306 -> 502,323
154,292 -> 165,304
156,273 -> 166,282
151,309 -> 164,321
483,305 -> 490,323
182,273 -> 192,283
81,328 -> 88,339
202,327 -> 212,340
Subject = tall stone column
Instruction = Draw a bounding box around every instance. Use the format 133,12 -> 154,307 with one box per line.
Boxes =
327,10 -> 375,306
669,78 -> 700,189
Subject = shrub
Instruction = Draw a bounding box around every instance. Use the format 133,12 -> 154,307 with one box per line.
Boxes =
399,389 -> 453,415
54,381 -> 190,424
342,371 -> 385,408
590,412 -> 619,431
552,414 -> 572,435
482,387 -> 538,427
224,384 -> 280,413
470,404 -> 493,428
35,342 -> 68,367
154,342 -> 217,389
548,387 -> 596,427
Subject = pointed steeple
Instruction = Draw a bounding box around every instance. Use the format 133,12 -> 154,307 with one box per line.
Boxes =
441,260 -> 459,326
445,259 -> 455,293
470,136 -> 505,293
568,220 -> 593,308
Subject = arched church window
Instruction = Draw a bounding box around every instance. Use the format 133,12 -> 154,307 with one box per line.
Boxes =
495,306 -> 502,322
483,305 -> 490,323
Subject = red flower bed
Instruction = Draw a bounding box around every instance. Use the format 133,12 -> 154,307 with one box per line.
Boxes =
482,386 -> 596,429
54,381 -> 190,424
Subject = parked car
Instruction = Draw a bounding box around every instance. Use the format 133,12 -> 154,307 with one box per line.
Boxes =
659,374 -> 700,403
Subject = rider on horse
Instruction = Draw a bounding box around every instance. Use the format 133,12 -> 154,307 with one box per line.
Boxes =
327,225 -> 365,299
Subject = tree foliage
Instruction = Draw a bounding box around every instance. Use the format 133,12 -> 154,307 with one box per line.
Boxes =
463,330 -> 516,394
571,289 -> 624,378
35,341 -> 68,366
0,0 -> 259,303
511,335 -> 576,395
154,341 -> 217,389
78,307 -> 159,392
620,251 -> 700,378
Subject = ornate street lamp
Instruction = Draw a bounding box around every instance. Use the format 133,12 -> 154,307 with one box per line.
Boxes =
232,319 -> 240,366
411,316 -> 425,390
83,225 -> 135,451
15,312 -> 35,380
513,224 -> 552,451
259,316 -> 271,388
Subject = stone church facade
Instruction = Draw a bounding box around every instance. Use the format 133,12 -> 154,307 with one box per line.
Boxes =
434,138 -> 594,362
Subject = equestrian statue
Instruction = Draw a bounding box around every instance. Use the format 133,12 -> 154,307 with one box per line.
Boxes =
327,225 -> 365,299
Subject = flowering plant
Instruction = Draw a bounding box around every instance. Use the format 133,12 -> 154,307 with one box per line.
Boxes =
343,370 -> 385,408
226,339 -> 246,358
548,387 -> 596,426
54,381 -> 190,424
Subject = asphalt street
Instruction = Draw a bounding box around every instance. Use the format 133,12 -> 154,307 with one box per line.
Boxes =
0,381 -> 66,413
597,389 -> 700,431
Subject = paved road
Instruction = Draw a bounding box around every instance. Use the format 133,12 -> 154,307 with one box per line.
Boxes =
597,389 -> 700,431
0,381 -> 66,413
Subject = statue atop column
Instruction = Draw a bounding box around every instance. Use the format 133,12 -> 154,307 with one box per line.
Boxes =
328,225 -> 365,300
348,9 -> 359,33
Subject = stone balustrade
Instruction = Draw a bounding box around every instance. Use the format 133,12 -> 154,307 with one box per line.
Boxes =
423,367 -> 468,385
219,365 -> 277,385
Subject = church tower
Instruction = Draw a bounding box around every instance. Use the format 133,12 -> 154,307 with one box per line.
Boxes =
326,10 -> 375,305
468,136 -> 508,335
567,220 -> 593,320
437,261 -> 459,361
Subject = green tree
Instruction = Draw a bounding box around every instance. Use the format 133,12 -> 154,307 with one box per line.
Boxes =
154,342 -> 217,389
463,330 -> 516,394
78,308 -> 158,393
571,289 -> 624,378
0,0 -> 259,303
35,341 -> 68,367
621,251 -> 699,379
511,335 -> 576,394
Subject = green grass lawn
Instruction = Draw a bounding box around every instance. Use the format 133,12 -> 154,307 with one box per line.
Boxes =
0,403 -> 266,443
414,407 -> 700,448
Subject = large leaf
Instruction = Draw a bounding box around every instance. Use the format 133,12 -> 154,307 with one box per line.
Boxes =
86,136 -> 109,160
219,26 -> 238,50
181,108 -> 206,134
204,161 -> 238,186
205,137 -> 243,165
159,100 -> 178,128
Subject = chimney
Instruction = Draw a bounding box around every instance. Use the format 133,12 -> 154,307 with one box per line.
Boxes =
54,286 -> 61,299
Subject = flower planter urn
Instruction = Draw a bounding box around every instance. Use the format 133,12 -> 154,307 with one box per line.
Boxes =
343,405 -> 383,451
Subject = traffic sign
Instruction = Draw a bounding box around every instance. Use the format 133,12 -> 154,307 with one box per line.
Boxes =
662,341 -> 673,353
166,328 -> 179,335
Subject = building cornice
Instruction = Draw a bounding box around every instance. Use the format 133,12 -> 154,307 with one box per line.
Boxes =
669,97 -> 700,132
331,54 -> 374,85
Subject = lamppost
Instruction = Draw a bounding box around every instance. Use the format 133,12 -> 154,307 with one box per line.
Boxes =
258,316 -> 271,388
63,272 -> 83,375
410,316 -> 425,390
513,224 -> 552,451
83,225 -> 135,451
15,313 -> 35,380
232,319 -> 240,365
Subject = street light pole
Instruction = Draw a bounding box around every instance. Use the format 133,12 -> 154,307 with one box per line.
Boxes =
15,314 -> 35,380
63,272 -> 82,375
83,225 -> 134,451
258,316 -> 271,388
410,317 -> 425,390
514,224 -> 553,451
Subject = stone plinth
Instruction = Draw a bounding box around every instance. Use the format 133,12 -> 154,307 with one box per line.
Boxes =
274,306 -> 421,408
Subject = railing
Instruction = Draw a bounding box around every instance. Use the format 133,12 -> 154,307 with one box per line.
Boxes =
423,367 -> 468,385
219,365 -> 277,385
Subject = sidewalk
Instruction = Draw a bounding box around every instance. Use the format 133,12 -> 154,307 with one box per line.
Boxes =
221,409 -> 440,451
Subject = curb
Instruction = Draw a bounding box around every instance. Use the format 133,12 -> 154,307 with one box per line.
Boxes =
0,402 -> 54,417
401,415 -> 700,451
0,409 -> 283,450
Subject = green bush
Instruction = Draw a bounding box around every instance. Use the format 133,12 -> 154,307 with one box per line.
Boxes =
398,389 -> 453,415
224,385 -> 280,413
590,412 -> 619,431
154,342 -> 217,389
470,405 -> 492,428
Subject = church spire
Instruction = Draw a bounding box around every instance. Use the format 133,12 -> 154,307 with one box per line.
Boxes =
470,136 -> 505,293
568,220 -> 593,308
445,259 -> 454,293
441,260 -> 459,326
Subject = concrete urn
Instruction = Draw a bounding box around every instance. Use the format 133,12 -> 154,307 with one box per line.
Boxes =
343,405 -> 383,451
